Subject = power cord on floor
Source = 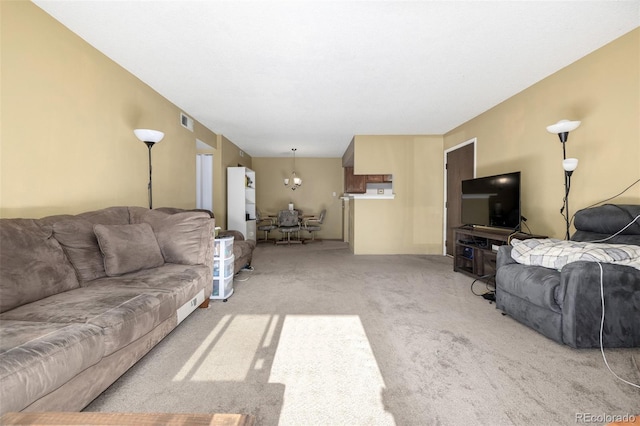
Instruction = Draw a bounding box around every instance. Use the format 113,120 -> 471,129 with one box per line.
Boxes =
471,274 -> 496,302
597,262 -> 640,389
234,265 -> 255,282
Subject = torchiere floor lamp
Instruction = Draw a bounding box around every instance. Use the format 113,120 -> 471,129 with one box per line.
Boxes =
546,119 -> 580,240
134,129 -> 164,209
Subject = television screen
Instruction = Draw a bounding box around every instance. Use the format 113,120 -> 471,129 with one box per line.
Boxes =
461,171 -> 521,230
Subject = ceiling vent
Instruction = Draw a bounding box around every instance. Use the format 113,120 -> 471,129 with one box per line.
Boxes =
180,112 -> 194,132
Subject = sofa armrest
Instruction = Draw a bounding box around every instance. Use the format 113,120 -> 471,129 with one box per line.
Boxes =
218,229 -> 246,241
559,261 -> 640,348
496,245 -> 517,269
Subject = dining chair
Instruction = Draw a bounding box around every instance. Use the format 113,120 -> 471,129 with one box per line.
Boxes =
302,209 -> 326,242
276,209 -> 302,244
256,210 -> 277,243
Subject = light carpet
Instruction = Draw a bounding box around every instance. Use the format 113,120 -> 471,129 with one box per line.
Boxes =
85,241 -> 640,425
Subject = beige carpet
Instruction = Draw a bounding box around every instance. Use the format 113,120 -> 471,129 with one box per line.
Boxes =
85,241 -> 640,425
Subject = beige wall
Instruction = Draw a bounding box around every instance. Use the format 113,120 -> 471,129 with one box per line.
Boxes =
4,1 -> 637,247
251,157 -> 344,239
350,135 -> 444,254
1,2 -> 218,218
444,28 -> 640,239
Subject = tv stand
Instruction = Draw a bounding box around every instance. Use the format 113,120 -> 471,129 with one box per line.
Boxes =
453,227 -> 545,279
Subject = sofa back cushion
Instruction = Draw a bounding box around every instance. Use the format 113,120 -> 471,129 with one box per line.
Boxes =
573,204 -> 640,245
48,207 -> 131,283
76,206 -> 131,225
53,219 -> 108,282
132,209 -> 213,265
0,219 -> 80,313
94,223 -> 165,276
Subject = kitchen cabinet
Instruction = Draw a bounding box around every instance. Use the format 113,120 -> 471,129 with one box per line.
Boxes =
344,167 -> 366,193
344,168 -> 393,193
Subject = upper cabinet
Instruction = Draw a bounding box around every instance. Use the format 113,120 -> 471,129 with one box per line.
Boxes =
344,168 -> 393,194
344,167 -> 366,193
365,175 -> 393,183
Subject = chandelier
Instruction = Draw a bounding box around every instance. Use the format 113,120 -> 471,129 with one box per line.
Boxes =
284,148 -> 302,190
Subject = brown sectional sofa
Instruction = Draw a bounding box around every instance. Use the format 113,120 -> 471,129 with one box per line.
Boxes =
0,206 -> 215,415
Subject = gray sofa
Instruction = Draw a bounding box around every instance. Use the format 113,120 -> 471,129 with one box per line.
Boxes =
496,204 -> 640,348
0,206 -> 215,415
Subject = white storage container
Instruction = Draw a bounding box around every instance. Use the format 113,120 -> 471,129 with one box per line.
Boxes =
211,236 -> 234,302
211,276 -> 234,300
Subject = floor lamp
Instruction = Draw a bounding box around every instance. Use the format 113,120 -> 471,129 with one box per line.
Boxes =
546,119 -> 580,240
134,129 -> 164,209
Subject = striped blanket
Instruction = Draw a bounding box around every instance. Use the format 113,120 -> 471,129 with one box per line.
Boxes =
510,238 -> 640,271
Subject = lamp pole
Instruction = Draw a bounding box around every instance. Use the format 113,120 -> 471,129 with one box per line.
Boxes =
145,141 -> 154,209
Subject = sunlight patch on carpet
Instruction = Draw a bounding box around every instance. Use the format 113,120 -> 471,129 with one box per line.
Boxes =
173,314 -> 272,382
269,315 -> 394,425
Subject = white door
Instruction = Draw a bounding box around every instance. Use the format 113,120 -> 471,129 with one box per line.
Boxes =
196,154 -> 213,211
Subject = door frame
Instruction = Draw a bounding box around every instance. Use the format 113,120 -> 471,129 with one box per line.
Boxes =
442,137 -> 477,255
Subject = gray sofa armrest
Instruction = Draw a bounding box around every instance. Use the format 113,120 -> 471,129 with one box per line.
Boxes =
218,229 -> 245,241
559,261 -> 640,348
496,245 -> 517,269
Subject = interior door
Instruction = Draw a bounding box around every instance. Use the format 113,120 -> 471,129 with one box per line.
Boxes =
196,153 -> 213,211
445,142 -> 475,256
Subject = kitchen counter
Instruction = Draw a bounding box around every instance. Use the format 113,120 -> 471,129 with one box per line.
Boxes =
345,193 -> 395,200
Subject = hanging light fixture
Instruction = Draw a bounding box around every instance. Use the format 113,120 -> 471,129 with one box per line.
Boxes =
546,119 -> 580,240
284,148 -> 302,191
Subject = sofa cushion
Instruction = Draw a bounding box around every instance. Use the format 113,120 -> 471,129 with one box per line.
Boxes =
53,219 -> 107,282
94,223 -> 164,276
495,264 -> 562,313
574,204 -> 640,236
131,209 -> 212,265
88,263 -> 211,312
0,219 -> 80,313
76,206 -> 131,225
1,286 -> 174,356
0,320 -> 104,413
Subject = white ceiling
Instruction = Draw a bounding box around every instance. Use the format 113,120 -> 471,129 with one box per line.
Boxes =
33,1 -> 639,158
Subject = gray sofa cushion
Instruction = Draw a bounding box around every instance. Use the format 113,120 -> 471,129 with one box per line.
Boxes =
76,206 -> 131,225
131,209 -> 212,265
573,204 -> 640,236
88,264 -> 211,313
1,286 -> 175,356
0,320 -> 104,413
53,219 -> 107,282
94,223 -> 164,276
0,219 -> 79,313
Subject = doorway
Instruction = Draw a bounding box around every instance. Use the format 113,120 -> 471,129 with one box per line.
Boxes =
443,139 -> 476,256
196,153 -> 213,211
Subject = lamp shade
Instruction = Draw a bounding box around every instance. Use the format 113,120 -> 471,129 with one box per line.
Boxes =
546,120 -> 581,135
134,129 -> 164,144
562,158 -> 578,172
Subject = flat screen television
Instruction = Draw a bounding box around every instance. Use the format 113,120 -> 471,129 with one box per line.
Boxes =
461,171 -> 521,230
